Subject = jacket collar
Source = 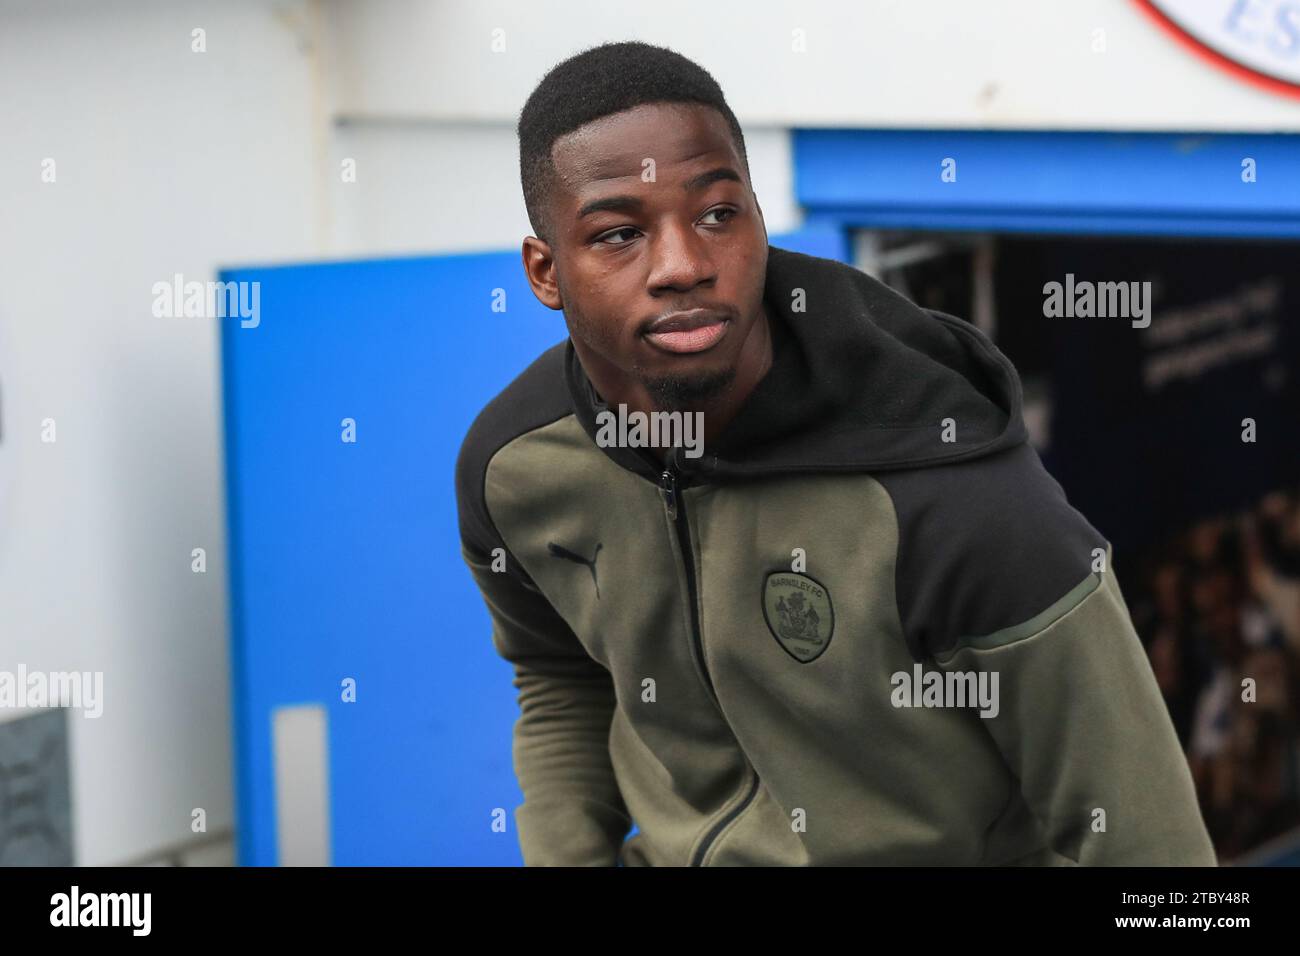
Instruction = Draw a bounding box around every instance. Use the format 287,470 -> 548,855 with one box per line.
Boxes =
564,243 -> 1028,484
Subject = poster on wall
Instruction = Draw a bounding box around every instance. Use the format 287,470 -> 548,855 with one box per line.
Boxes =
993,236 -> 1300,555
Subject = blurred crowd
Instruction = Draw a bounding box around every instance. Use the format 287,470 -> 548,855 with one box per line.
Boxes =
1132,487 -> 1300,861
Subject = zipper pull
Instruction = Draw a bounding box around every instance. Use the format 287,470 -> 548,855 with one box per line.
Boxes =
660,466 -> 678,520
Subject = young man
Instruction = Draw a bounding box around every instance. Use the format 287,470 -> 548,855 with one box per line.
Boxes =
455,40 -> 1217,866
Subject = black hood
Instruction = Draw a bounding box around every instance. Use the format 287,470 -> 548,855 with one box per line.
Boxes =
565,243 -> 1028,483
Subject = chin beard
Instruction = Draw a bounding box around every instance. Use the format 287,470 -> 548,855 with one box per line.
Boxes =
640,366 -> 737,413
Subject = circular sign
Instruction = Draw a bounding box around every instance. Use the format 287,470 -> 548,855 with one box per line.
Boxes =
1136,0 -> 1300,99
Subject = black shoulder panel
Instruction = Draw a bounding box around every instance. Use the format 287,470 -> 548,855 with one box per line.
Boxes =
455,339 -> 573,564
873,442 -> 1109,661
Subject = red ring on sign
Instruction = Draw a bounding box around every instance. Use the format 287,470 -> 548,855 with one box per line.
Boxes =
1133,0 -> 1300,100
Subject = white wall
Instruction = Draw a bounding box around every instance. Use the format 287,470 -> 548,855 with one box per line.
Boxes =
322,0 -> 1300,132
0,0 -> 326,865
326,120 -> 800,259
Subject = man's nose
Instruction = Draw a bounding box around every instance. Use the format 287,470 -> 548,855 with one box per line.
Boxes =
646,221 -> 715,293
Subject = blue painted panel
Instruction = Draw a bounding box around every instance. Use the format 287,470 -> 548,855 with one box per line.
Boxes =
221,247 -> 563,866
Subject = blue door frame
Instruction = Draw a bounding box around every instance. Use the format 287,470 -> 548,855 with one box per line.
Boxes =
794,129 -> 1300,240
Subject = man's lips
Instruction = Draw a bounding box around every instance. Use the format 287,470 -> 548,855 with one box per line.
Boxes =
642,309 -> 731,354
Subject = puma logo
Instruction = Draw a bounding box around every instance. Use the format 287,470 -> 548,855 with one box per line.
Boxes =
547,541 -> 603,598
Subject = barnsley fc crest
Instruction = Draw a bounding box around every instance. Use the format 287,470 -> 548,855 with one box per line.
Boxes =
762,571 -> 834,663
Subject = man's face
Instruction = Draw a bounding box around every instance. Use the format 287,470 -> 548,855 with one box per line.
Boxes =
524,102 -> 769,412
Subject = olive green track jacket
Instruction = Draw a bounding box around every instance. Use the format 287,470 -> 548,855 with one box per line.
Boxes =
455,244 -> 1217,866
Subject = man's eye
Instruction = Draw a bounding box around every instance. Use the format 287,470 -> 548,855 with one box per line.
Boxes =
597,227 -> 640,245
701,207 -> 736,225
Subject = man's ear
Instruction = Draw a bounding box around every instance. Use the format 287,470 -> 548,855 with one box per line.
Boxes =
521,236 -> 563,310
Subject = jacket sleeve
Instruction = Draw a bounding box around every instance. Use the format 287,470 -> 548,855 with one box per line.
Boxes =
932,548 -> 1217,865
883,443 -> 1216,865
461,539 -> 633,866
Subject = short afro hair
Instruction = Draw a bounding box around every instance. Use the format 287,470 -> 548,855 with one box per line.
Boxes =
517,40 -> 750,245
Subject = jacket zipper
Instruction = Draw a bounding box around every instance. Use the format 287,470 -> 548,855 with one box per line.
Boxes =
659,460 -> 716,702
659,454 -> 760,866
